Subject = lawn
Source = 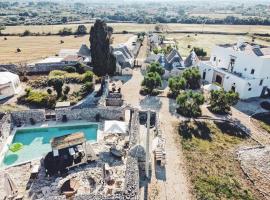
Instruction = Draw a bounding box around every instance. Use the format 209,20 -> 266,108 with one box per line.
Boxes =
179,120 -> 260,200
169,33 -> 270,57
0,34 -> 133,64
2,23 -> 270,35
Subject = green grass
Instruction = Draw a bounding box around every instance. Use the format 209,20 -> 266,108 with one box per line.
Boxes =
179,121 -> 256,200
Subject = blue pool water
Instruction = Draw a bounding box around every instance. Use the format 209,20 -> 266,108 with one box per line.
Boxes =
1,123 -> 98,167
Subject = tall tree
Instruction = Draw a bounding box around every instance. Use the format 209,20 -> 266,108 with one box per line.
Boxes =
90,19 -> 116,76
76,25 -> 87,35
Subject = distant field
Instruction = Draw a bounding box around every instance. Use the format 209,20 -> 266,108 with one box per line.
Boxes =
189,13 -> 249,19
0,34 -> 133,64
2,23 -> 270,35
170,33 -> 270,57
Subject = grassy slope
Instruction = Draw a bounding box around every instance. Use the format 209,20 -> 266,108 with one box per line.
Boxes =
179,121 -> 259,200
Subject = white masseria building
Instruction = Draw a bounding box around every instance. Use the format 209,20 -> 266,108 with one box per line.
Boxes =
0,72 -> 21,99
198,41 -> 270,99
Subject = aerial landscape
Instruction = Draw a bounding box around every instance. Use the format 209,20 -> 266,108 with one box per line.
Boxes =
1,0 -> 270,200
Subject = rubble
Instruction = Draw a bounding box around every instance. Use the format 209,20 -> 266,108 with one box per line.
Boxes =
237,146 -> 270,199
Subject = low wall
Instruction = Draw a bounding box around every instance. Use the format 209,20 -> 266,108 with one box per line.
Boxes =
27,64 -> 76,74
55,106 -> 125,121
11,109 -> 46,125
0,114 -> 12,139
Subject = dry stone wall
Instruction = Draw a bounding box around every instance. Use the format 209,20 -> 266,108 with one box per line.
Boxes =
55,106 -> 125,121
11,109 -> 46,125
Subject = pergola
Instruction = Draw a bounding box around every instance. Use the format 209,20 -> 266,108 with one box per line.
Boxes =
51,132 -> 86,150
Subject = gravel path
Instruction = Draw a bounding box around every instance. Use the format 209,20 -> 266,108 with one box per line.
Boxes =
121,37 -> 192,200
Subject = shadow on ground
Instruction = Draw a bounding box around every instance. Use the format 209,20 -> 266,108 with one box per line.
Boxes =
140,96 -> 162,111
178,120 -> 212,141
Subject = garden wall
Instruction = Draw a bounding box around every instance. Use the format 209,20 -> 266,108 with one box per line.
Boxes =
55,106 -> 125,121
11,109 -> 46,125
0,114 -> 12,139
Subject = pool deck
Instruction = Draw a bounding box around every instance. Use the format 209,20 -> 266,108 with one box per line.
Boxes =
0,120 -> 103,169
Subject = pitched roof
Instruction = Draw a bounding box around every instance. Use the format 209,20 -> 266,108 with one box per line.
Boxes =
78,44 -> 90,57
166,49 -> 183,63
184,51 -> 199,67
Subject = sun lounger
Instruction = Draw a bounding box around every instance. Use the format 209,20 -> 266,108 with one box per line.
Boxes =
76,145 -> 84,153
53,149 -> 59,157
69,148 -> 75,156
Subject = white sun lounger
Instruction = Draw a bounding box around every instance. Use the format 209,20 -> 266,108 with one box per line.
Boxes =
53,149 -> 59,157
69,148 -> 75,156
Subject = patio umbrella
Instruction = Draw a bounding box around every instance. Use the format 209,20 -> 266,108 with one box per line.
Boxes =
4,173 -> 18,199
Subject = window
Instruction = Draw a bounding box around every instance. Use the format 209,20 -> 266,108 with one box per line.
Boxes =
259,79 -> 263,86
251,69 -> 255,74
248,88 -> 252,91
213,57 -> 216,62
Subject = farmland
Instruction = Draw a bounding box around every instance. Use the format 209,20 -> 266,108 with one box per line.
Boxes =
2,23 -> 270,35
0,34 -> 133,64
171,33 -> 270,57
1,23 -> 270,64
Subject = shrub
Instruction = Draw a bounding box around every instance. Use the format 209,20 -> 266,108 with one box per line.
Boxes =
64,66 -> 76,73
48,78 -> 64,98
47,88 -> 52,95
76,25 -> 87,35
75,63 -> 85,74
63,85 -> 70,95
83,71 -> 94,83
49,70 -> 94,83
58,27 -> 73,36
28,76 -> 48,88
22,30 -> 31,36
49,70 -> 66,77
80,82 -> 94,97
193,47 -> 207,57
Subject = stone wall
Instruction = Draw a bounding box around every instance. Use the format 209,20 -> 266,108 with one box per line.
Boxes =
105,98 -> 124,107
11,109 -> 46,125
0,64 -> 18,74
0,113 -> 12,139
55,106 -> 125,121
27,64 -> 76,74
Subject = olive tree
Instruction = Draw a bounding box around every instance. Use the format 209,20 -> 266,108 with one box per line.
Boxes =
176,91 -> 204,117
182,67 -> 201,90
141,72 -> 162,94
209,89 -> 239,114
168,76 -> 186,98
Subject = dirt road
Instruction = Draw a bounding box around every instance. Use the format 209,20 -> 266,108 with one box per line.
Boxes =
121,37 -> 192,200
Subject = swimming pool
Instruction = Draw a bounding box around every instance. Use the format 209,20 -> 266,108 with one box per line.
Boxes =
1,123 -> 98,168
